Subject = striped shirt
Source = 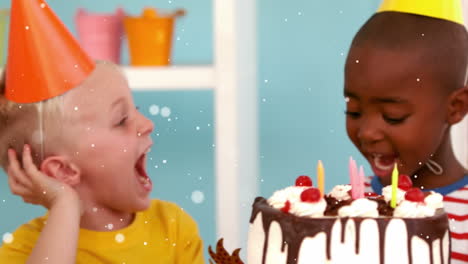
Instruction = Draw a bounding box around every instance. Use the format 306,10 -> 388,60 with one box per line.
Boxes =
365,175 -> 468,264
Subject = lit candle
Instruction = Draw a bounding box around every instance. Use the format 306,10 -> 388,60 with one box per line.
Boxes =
391,163 -> 399,208
317,160 -> 325,196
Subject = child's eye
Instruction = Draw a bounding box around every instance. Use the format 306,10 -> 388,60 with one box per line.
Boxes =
117,117 -> 128,126
383,115 -> 407,125
344,110 -> 361,119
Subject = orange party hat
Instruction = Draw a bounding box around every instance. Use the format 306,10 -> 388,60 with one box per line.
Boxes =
5,0 -> 95,103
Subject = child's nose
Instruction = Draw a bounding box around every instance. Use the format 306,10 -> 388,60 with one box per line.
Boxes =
357,121 -> 384,144
137,114 -> 154,136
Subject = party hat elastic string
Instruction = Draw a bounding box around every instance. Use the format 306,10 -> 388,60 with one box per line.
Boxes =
38,101 -> 45,162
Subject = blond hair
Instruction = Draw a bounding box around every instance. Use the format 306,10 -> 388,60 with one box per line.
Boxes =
0,70 -> 66,170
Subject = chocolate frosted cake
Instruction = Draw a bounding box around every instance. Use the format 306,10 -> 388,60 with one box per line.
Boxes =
247,176 -> 451,264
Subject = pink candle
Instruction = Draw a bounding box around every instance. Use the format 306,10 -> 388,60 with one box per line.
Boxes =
349,157 -> 358,199
357,166 -> 365,199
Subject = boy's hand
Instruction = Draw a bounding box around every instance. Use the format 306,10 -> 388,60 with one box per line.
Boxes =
6,145 -> 82,215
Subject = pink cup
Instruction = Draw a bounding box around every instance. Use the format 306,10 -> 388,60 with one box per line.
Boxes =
75,8 -> 124,64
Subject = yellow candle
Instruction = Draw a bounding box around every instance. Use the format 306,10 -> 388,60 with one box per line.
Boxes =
317,160 -> 325,196
391,163 -> 399,208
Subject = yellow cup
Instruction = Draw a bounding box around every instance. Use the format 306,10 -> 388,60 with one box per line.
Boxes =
124,8 -> 183,66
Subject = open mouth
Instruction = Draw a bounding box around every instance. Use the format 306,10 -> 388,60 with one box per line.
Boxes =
135,153 -> 152,192
370,153 -> 398,176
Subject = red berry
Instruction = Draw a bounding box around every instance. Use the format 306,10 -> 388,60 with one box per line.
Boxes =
295,175 -> 313,187
281,200 -> 291,213
364,192 -> 379,197
405,187 -> 425,202
300,188 -> 321,203
398,174 -> 413,191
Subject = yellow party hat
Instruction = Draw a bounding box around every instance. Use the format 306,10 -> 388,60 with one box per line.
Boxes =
377,0 -> 464,25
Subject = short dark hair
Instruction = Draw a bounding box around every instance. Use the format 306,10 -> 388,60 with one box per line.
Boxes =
349,11 -> 468,92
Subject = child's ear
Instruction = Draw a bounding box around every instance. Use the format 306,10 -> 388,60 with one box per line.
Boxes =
40,156 -> 81,186
447,86 -> 468,125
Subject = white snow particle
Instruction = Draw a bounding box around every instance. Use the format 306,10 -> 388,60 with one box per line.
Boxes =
115,233 -> 125,243
25,26 -> 30,30
149,105 -> 160,116
40,3 -> 46,8
92,207 -> 98,213
196,126 -> 200,130
2,233 -> 13,244
355,59 -> 360,63
91,144 -> 95,148
107,223 -> 114,230
162,160 -> 167,164
191,190 -> 205,204
160,107 -> 171,118
143,241 -> 148,246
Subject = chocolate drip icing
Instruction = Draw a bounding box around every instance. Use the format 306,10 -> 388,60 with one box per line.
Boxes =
251,197 -> 336,263
354,218 -> 363,254
402,213 -> 449,264
375,219 -> 391,264
249,197 -> 450,264
340,218 -> 346,243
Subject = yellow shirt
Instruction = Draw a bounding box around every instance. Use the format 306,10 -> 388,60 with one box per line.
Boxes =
0,199 -> 206,263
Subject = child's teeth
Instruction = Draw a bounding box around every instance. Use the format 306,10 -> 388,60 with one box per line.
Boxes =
374,155 -> 394,170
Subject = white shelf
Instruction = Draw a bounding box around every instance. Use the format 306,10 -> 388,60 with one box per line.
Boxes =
0,65 -> 216,91
123,65 -> 215,90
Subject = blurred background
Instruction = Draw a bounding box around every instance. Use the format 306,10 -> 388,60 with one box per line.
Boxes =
0,0 -> 466,259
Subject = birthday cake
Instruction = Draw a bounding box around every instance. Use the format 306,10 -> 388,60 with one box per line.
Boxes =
247,175 -> 451,264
